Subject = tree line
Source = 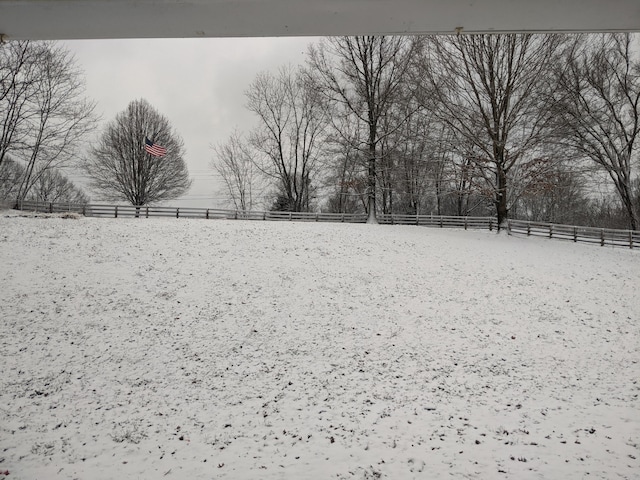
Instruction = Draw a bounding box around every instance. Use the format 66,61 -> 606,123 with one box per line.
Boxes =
1,35 -> 638,231
213,34 -> 640,230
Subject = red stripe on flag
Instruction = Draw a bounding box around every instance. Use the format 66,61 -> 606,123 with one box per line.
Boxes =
144,137 -> 167,157
145,144 -> 167,157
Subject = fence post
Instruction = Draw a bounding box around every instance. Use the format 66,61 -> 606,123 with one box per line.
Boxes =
489,219 -> 493,232
573,227 -> 577,242
316,213 -> 319,222
341,213 -> 345,223
464,217 -> 468,230
176,208 -> 180,218
82,205 -> 86,216
49,202 -> 53,213
146,206 -> 149,218
439,217 -> 443,228
206,209 -> 209,220
600,229 -> 605,246
114,206 -> 118,218
630,231 -> 633,249
549,225 -> 553,238
527,223 -> 531,236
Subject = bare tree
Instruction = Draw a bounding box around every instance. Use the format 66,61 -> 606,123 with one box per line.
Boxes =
15,43 -> 97,202
0,156 -> 24,201
375,102 -> 423,215
1,41 -> 34,171
440,141 -> 493,217
307,36 -> 416,223
553,34 -> 640,230
85,98 -> 191,205
417,34 -> 565,227
1,41 -> 96,202
30,168 -> 88,204
511,157 -> 593,224
1,156 -> 86,204
246,65 -> 327,212
211,129 -> 260,211
322,105 -> 369,213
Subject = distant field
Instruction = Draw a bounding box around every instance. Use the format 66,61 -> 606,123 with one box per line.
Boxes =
1,213 -> 638,479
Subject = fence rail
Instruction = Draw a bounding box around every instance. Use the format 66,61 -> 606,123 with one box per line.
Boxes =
10,200 -> 640,249
378,213 -> 496,230
13,201 -> 496,228
507,219 -> 640,249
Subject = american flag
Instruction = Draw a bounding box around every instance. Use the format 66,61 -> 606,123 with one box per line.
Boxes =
144,137 -> 167,157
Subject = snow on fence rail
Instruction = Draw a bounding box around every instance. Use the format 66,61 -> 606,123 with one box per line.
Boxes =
11,200 -> 639,248
378,213 -> 496,230
13,200 -> 494,228
14,200 -> 370,222
507,219 -> 640,249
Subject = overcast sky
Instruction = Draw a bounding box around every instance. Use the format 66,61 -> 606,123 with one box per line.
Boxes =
63,37 -> 317,208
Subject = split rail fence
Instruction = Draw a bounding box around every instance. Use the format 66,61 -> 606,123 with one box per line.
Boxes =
11,200 -> 640,249
507,219 -> 640,249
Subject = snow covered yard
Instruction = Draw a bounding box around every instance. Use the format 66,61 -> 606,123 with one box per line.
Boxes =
0,212 -> 638,480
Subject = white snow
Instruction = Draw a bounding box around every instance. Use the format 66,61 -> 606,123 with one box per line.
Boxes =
0,211 -> 638,479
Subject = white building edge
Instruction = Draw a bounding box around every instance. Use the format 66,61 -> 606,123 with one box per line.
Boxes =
1,0 -> 639,41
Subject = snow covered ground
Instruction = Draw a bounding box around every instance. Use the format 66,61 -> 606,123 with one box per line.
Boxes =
0,211 -> 638,480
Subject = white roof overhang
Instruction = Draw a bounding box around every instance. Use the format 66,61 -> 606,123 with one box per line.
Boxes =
1,0 -> 639,41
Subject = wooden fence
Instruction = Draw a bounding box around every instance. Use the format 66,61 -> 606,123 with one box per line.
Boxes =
378,213 -> 496,230
13,200 -> 495,228
11,200 -> 639,249
507,219 -> 640,249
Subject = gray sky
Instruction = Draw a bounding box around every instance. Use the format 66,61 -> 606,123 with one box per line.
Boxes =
63,37 -> 316,208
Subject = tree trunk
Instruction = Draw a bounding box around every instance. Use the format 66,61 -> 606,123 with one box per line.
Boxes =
495,166 -> 508,229
366,140 -> 378,224
435,177 -> 442,216
615,179 -> 638,231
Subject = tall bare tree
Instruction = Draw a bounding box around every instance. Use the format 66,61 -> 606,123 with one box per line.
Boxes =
246,65 -> 327,212
1,41 -> 96,202
417,34 -> 565,227
211,129 -> 260,211
15,43 -> 96,202
0,41 -> 36,170
553,33 -> 640,230
85,98 -> 191,205
307,36 -> 416,223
